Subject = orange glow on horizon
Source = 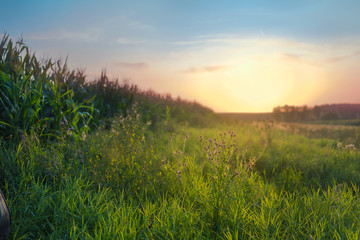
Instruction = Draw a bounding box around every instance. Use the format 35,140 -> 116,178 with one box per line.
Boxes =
107,37 -> 358,113
180,52 -> 328,113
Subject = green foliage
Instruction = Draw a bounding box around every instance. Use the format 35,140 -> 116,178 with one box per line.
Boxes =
83,104 -> 167,197
285,122 -> 360,146
3,34 -> 360,239
0,35 -> 93,141
84,72 -> 135,126
0,34 -> 217,141
273,103 -> 360,121
3,114 -> 360,239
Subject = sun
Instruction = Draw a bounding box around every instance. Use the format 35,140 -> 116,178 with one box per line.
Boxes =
183,53 -> 328,112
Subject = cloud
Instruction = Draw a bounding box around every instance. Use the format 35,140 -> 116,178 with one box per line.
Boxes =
182,65 -> 228,73
127,21 -> 153,30
113,62 -> 148,69
26,28 -> 102,42
281,53 -> 303,61
281,52 -> 320,67
116,37 -> 144,45
170,38 -> 236,46
326,50 -> 360,63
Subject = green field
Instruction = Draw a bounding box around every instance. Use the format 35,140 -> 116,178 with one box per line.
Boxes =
3,115 -> 360,239
303,119 -> 360,127
2,36 -> 360,239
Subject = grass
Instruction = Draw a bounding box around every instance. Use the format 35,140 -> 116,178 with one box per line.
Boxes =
2,35 -> 360,239
303,119 -> 360,127
2,116 -> 360,239
274,121 -> 360,147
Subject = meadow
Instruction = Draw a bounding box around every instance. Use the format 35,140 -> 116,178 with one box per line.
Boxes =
1,35 -> 360,239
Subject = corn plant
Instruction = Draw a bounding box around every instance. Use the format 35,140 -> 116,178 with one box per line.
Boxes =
0,34 -> 93,141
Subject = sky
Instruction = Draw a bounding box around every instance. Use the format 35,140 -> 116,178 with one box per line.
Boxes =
2,0 -> 360,112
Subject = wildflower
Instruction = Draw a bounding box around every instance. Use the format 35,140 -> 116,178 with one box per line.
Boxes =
82,132 -> 86,141
345,144 -> 356,150
247,162 -> 255,171
183,163 -> 187,166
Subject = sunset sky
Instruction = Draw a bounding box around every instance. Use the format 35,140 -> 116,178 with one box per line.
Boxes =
2,0 -> 360,112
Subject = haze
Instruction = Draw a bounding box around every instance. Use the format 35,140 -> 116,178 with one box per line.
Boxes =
2,0 -> 360,112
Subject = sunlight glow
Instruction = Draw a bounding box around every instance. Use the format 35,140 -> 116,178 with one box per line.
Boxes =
171,38 -> 330,112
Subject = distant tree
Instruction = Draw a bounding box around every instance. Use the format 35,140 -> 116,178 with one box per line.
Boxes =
272,103 -> 360,122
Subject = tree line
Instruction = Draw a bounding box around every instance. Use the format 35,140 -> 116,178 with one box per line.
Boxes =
273,104 -> 360,121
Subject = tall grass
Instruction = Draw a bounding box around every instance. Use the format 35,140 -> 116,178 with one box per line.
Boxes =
0,35 -> 93,141
3,120 -> 360,239
0,34 -> 216,141
2,34 -> 360,239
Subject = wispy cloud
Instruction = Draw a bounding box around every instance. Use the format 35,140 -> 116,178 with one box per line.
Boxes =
170,38 -> 235,46
127,21 -> 153,30
281,53 -> 303,61
182,65 -> 228,73
167,34 -> 242,46
281,52 -> 319,67
26,28 -> 102,42
326,50 -> 360,63
116,37 -> 144,45
113,62 -> 148,69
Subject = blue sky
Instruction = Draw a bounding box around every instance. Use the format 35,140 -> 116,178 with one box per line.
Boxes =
2,0 -> 360,112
